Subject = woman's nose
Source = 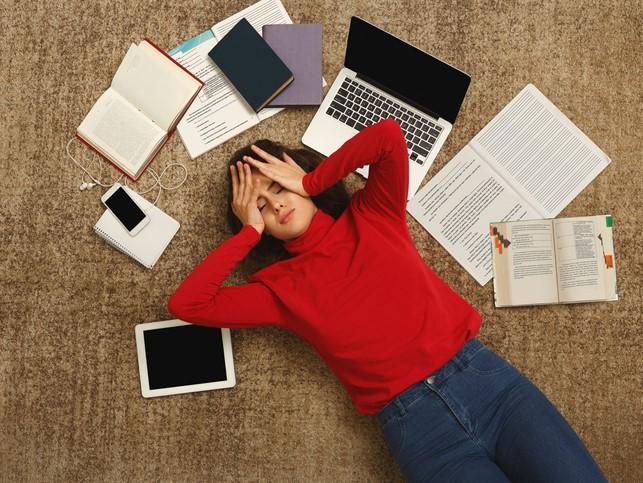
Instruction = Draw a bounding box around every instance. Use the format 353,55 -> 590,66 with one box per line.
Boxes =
271,201 -> 284,212
268,195 -> 284,211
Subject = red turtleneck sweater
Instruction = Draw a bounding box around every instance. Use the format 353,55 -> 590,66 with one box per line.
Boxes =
168,119 -> 482,415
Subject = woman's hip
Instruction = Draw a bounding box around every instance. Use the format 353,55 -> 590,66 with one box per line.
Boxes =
376,338 -> 520,430
375,339 -> 524,470
375,339 -> 604,482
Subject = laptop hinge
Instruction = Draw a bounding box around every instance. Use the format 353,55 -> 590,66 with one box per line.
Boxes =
356,73 -> 441,121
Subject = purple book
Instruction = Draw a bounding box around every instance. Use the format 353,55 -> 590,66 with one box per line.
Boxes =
262,24 -> 323,106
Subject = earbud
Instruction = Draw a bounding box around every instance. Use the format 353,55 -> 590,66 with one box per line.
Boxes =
79,182 -> 96,191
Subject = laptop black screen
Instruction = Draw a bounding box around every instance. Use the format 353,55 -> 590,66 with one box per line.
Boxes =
345,17 -> 470,124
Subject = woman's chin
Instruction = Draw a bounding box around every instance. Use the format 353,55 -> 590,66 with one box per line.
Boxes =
278,223 -> 302,242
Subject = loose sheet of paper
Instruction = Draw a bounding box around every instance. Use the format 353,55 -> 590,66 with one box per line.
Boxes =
408,84 -> 611,285
471,84 -> 611,218
407,145 -> 540,286
169,31 -> 259,158
169,0 -> 292,158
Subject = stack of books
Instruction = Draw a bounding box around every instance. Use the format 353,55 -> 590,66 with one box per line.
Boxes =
167,0 -> 325,159
208,18 -> 323,110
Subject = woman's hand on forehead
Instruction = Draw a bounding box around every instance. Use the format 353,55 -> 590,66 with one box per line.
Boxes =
242,145 -> 310,198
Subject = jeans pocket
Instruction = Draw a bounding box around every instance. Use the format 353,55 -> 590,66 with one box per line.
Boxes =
466,347 -> 512,375
380,414 -> 406,463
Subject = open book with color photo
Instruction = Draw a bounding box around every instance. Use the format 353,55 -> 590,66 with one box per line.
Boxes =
77,38 -> 203,180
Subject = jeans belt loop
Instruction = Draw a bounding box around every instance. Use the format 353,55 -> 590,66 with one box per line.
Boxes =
394,399 -> 406,417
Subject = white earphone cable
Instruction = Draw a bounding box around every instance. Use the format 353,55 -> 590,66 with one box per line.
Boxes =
65,138 -> 187,205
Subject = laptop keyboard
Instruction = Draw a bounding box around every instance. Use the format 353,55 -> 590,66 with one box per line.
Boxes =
325,77 -> 443,165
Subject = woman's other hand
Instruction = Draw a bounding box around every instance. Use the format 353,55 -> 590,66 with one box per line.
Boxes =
230,161 -> 265,235
242,145 -> 309,198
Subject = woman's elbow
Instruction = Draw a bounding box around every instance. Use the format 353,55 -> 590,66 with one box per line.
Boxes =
167,292 -> 189,320
381,119 -> 407,151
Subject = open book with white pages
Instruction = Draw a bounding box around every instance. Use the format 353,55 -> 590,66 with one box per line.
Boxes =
407,84 -> 612,286
490,215 -> 617,307
77,39 -> 203,179
166,0 -> 321,159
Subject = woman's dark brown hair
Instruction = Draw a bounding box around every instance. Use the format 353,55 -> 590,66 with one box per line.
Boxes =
226,139 -> 351,266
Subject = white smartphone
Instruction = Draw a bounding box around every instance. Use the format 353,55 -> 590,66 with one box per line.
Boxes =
101,184 -> 150,236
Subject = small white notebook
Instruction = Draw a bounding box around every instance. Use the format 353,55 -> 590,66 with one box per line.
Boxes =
94,187 -> 180,268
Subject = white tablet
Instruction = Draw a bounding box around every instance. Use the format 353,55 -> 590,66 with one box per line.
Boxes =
135,319 -> 236,398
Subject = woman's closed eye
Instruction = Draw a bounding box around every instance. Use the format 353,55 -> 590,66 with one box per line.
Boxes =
259,186 -> 283,211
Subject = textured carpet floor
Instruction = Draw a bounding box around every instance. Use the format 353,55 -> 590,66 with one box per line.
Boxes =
1,0 -> 641,481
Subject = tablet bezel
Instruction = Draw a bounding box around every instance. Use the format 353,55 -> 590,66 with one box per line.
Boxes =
135,319 -> 236,398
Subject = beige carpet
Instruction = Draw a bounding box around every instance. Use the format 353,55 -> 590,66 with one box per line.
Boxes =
1,0 -> 641,481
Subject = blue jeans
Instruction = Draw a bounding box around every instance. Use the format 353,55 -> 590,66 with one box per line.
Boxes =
377,339 -> 607,482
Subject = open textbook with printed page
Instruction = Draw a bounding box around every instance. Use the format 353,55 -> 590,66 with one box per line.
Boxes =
77,39 -> 203,179
168,0 -> 325,159
407,84 -> 612,286
490,215 -> 617,307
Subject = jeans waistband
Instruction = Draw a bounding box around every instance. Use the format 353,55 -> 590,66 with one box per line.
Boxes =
377,338 -> 485,427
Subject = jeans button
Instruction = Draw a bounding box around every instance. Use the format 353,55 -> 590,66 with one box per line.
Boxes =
426,375 -> 436,384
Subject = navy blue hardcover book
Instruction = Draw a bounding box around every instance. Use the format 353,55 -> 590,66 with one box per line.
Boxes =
208,18 -> 293,112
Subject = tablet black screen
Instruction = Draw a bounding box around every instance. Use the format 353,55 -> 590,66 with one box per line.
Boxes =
143,325 -> 228,389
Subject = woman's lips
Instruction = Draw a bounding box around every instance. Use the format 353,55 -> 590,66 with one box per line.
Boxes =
280,208 -> 295,224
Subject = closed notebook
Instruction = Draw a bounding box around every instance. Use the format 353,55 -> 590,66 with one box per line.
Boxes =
94,187 -> 180,269
208,17 -> 293,111
263,24 -> 323,106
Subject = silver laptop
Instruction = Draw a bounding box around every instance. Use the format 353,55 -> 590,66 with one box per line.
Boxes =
302,17 -> 471,201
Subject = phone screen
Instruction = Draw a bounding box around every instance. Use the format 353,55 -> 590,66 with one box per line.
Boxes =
105,187 -> 146,231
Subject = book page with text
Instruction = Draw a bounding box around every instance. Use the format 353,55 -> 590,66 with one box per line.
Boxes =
211,0 -> 291,41
490,220 -> 559,306
112,42 -> 201,132
169,31 -> 259,159
407,145 -> 541,285
77,89 -> 165,172
553,216 -> 617,303
471,84 -> 611,218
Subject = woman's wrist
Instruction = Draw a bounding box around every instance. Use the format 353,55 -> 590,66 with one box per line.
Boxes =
301,171 -> 314,197
244,223 -> 264,236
